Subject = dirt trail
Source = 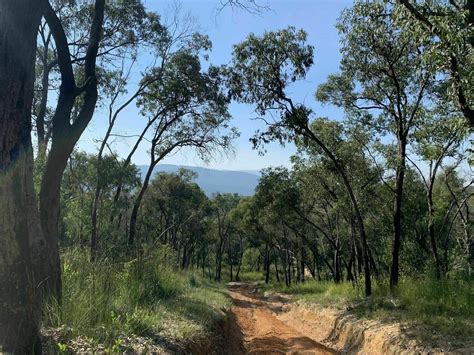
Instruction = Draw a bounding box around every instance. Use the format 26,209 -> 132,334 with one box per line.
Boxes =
224,282 -> 336,355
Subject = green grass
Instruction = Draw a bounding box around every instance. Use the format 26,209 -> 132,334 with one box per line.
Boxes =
43,248 -> 231,353
262,279 -> 359,306
237,271 -> 266,282
262,277 -> 474,344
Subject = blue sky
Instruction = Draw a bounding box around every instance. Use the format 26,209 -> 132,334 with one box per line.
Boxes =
78,0 -> 352,171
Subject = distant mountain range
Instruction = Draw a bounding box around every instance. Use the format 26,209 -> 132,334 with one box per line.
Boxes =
138,164 -> 260,196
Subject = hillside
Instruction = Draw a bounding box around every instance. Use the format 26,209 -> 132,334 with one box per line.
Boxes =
138,164 -> 260,196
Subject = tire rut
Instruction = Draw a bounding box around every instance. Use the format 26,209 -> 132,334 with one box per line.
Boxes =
224,282 -> 337,355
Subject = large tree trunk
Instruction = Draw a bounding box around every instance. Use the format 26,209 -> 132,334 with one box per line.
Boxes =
39,135 -> 71,300
0,0 -> 45,351
39,0 -> 105,299
390,136 -> 407,289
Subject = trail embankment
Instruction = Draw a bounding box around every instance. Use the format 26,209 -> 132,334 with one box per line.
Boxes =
224,282 -> 473,354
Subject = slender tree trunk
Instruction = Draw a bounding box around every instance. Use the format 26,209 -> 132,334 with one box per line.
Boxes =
202,251 -> 206,277
287,250 -> 292,286
368,247 -> 378,276
390,136 -> 407,289
90,117 -> 115,262
129,160 -> 156,246
427,189 -> 442,278
310,246 -> 322,281
36,35 -> 51,154
300,247 -> 305,283
109,119 -> 155,224
292,256 -> 296,282
265,245 -> 270,284
274,258 -> 280,282
467,227 -> 473,277
304,128 -> 371,296
229,240 -> 233,281
324,258 -> 336,281
90,185 -> 100,262
217,254 -> 223,282
272,248 -> 280,282
0,0 -> 45,351
181,245 -> 187,269
334,248 -> 341,283
215,233 -> 225,282
443,236 -> 450,276
235,235 -> 244,281
351,222 -> 362,278
346,257 -> 354,282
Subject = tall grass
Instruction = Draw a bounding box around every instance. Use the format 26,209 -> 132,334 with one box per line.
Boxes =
43,247 -> 231,351
263,276 -> 474,341
383,278 -> 474,339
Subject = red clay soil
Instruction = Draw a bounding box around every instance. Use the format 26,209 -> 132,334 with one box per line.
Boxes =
224,282 -> 336,355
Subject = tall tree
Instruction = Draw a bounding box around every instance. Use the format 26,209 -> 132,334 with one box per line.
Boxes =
39,0 -> 106,299
211,193 -> 241,281
0,0 -> 46,352
410,112 -> 467,277
128,48 -> 237,247
140,169 -> 209,268
37,0 -> 154,295
228,27 -> 372,296
316,1 -> 435,288
396,0 -> 473,127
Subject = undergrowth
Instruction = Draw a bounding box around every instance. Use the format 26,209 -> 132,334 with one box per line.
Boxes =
42,247 -> 231,353
262,277 -> 474,344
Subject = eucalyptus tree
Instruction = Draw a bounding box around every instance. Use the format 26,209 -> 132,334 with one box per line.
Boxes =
409,111 -> 468,277
227,197 -> 256,281
228,27 -> 372,295
61,152 -> 97,248
0,0 -> 47,351
211,193 -> 241,281
60,151 -> 140,258
38,0 -> 107,299
254,167 -> 300,284
292,120 -> 383,283
35,0 -> 165,297
316,0 -> 439,288
34,0 -> 149,151
254,164 -> 349,284
396,0 -> 473,127
128,48 -> 238,247
104,19 -> 208,225
232,194 -> 271,279
90,17 -> 173,261
439,167 -> 473,275
140,169 -> 210,269
283,164 -> 326,281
